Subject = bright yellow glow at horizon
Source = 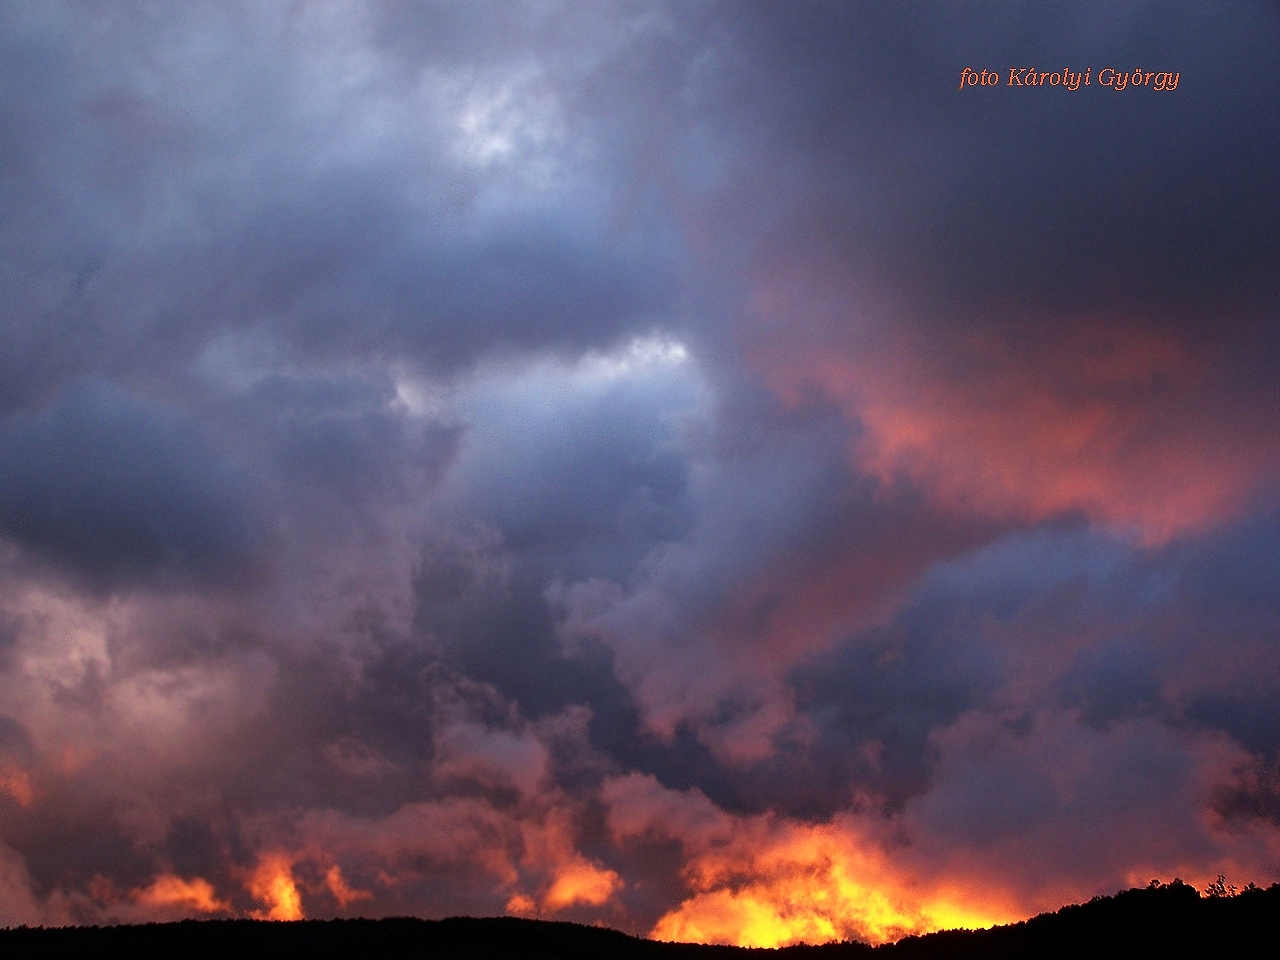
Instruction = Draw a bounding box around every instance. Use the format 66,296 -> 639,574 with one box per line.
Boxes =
247,853 -> 304,921
647,820 -> 1016,947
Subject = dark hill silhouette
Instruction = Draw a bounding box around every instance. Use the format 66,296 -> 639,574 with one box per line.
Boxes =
1,881 -> 1276,960
883,880 -> 1279,960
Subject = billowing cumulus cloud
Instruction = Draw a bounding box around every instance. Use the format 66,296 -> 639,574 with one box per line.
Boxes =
0,0 -> 1277,946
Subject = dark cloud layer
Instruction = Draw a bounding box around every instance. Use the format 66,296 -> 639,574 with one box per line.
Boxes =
0,381 -> 263,587
0,0 -> 1277,945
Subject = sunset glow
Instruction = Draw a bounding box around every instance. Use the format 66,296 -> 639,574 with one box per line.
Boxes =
540,857 -> 624,912
650,822 -> 1013,947
132,875 -> 230,915
247,855 -> 305,922
0,0 -> 1277,944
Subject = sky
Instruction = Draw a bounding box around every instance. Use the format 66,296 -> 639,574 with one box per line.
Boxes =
1,0 -> 1279,946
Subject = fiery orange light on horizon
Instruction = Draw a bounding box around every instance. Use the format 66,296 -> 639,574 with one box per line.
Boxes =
606,774 -> 1018,948
246,853 -> 304,921
649,819 -> 1016,947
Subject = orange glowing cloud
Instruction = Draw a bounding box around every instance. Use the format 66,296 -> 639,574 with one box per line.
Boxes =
324,864 -> 373,908
540,855 -> 623,912
751,288 -> 1274,543
605,773 -> 1016,947
246,852 -> 304,920
260,770 -> 622,922
508,803 -> 625,915
505,892 -> 538,915
132,874 -> 230,914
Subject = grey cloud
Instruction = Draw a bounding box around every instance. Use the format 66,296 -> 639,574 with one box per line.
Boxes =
1062,642 -> 1163,728
706,1 -> 1280,322
451,356 -> 696,581
0,381 -> 264,587
784,517 -> 1280,823
1213,756 -> 1280,829
0,1 -> 678,424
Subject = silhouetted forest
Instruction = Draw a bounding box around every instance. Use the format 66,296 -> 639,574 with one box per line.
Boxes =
2,880 -> 1276,959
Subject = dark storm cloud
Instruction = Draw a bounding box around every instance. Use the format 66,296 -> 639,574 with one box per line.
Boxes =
0,1 -> 676,424
777,514 -> 1280,843
0,0 -> 1277,939
531,380 -> 1005,790
0,381 -> 263,587
163,194 -> 669,374
449,351 -> 697,581
704,0 -> 1280,321
698,4 -> 1280,546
